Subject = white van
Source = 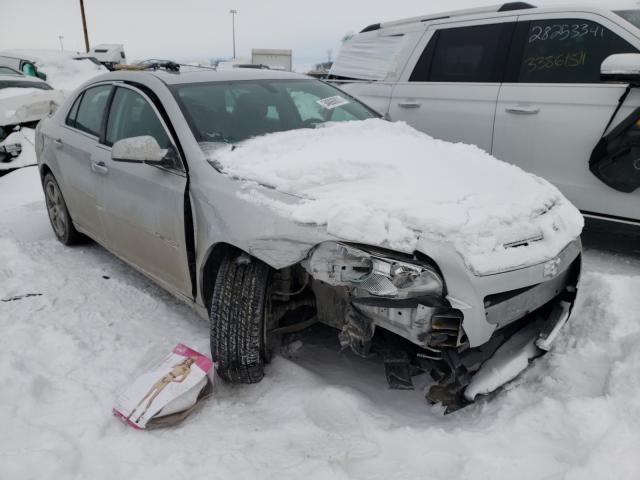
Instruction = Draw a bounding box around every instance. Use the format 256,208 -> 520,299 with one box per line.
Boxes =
81,44 -> 126,70
330,2 -> 640,226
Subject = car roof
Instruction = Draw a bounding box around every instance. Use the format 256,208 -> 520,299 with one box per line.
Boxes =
0,52 -> 38,63
85,67 -> 310,87
151,68 -> 307,84
367,2 -> 637,30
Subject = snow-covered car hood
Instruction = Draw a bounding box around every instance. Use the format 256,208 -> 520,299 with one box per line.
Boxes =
0,88 -> 64,127
207,119 -> 584,275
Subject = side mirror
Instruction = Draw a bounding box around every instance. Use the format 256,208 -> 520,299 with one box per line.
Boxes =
112,135 -> 167,163
601,53 -> 640,84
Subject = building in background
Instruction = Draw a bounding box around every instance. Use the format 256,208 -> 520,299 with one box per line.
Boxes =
251,49 -> 292,71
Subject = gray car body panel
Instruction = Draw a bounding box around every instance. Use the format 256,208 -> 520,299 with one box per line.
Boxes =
36,69 -> 581,349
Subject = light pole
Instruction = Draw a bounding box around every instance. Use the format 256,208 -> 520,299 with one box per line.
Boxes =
229,9 -> 237,59
58,35 -> 65,52
79,0 -> 90,52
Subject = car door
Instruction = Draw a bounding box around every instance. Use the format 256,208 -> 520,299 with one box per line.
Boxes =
93,83 -> 192,298
57,83 -> 112,241
492,12 -> 640,222
388,17 -> 517,153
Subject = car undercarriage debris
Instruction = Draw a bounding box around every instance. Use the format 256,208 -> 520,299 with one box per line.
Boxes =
382,349 -> 414,390
0,142 -> 22,163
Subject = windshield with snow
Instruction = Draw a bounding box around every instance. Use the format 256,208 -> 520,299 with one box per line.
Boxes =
171,79 -> 377,143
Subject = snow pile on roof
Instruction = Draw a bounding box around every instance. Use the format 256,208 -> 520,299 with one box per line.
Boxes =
0,128 -> 36,172
2,49 -> 106,93
211,119 -> 583,274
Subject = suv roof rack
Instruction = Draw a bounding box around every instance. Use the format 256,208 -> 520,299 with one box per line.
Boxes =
115,60 -> 181,73
361,2 -> 536,32
498,2 -> 536,11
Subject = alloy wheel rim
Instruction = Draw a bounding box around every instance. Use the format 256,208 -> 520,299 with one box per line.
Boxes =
45,181 -> 66,238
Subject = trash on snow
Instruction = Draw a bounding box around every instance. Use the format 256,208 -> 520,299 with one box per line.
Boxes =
113,343 -> 213,429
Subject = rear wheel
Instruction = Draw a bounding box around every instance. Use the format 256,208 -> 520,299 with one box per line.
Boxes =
43,173 -> 84,245
209,253 -> 272,383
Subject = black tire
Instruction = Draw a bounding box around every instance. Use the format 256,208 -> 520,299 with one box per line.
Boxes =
43,173 -> 84,245
210,253 -> 271,383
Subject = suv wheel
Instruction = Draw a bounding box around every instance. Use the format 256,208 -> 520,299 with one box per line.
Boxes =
43,173 -> 84,245
209,253 -> 272,383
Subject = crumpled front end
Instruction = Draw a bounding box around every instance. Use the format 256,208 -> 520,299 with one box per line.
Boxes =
302,237 -> 581,411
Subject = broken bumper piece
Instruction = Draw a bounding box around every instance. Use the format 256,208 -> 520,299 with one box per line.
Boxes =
423,287 -> 577,413
464,299 -> 573,402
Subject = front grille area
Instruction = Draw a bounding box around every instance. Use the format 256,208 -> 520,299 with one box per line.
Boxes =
484,257 -> 581,329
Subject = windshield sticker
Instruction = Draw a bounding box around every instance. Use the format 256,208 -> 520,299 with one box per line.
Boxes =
316,95 -> 350,110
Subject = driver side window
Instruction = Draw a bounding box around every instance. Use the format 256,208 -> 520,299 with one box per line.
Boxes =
105,87 -> 171,149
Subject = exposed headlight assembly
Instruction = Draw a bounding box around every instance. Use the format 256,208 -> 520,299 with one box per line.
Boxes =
303,242 -> 444,299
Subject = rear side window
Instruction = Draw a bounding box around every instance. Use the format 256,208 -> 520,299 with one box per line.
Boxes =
410,23 -> 515,82
66,93 -> 83,128
74,85 -> 111,136
513,19 -> 638,83
105,87 -> 170,148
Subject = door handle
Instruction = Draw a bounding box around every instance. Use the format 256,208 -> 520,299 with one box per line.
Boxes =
54,138 -> 63,147
91,161 -> 108,175
506,106 -> 540,115
398,102 -> 422,109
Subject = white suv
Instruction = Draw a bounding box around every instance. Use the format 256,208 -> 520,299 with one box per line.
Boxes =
330,2 -> 640,226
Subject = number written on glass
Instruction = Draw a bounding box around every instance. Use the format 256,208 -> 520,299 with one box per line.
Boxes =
529,23 -> 604,43
524,51 -> 587,72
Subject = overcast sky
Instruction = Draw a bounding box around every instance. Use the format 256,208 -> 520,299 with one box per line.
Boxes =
2,0 -> 633,68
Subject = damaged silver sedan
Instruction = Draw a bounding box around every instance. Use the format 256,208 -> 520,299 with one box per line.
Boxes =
35,68 -> 582,410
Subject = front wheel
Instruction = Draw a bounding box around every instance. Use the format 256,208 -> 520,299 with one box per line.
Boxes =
43,173 -> 84,245
209,253 -> 272,383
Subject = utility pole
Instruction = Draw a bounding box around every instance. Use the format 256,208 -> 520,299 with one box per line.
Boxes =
79,0 -> 90,53
229,9 -> 237,59
58,35 -> 65,52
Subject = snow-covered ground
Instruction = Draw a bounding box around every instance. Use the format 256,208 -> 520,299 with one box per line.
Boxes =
1,166 -> 639,480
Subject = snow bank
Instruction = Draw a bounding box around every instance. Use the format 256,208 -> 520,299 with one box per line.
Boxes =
0,164 -> 41,205
0,127 -> 36,171
0,166 -> 639,480
211,119 -> 584,274
1,49 -> 106,93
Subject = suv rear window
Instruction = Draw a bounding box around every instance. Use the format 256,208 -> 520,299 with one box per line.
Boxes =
410,23 -> 515,82
513,19 -> 638,83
